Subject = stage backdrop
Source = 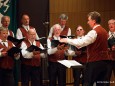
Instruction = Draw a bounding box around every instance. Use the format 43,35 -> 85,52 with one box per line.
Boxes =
0,0 -> 17,34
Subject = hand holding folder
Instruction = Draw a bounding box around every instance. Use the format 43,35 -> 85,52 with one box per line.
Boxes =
26,45 -> 47,53
51,40 -> 67,47
7,47 -> 21,57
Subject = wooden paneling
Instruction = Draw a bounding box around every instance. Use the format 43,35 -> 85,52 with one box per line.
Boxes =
49,0 -> 115,34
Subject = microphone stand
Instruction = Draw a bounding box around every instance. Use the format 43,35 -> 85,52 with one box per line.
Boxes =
41,21 -> 49,86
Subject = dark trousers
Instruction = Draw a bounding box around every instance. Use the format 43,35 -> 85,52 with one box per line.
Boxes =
111,61 -> 115,76
0,68 -> 14,86
106,60 -> 115,77
48,62 -> 66,86
21,64 -> 42,86
83,61 -> 109,86
104,60 -> 115,86
73,66 -> 85,86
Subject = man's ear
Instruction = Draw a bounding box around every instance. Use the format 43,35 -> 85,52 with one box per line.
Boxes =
93,20 -> 96,24
83,30 -> 85,34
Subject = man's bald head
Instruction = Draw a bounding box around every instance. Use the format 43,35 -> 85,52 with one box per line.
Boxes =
27,29 -> 36,42
28,29 -> 36,34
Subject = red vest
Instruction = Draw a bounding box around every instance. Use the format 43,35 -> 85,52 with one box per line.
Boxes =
60,26 -> 69,36
9,30 -> 13,37
21,40 -> 41,66
19,26 -> 34,38
0,41 -> 14,69
72,48 -> 87,63
48,37 -> 66,62
87,26 -> 109,62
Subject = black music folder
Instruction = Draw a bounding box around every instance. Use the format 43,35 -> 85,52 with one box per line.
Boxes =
60,35 -> 75,38
26,45 -> 47,52
51,40 -> 66,47
7,36 -> 25,46
7,47 -> 21,57
70,45 -> 86,52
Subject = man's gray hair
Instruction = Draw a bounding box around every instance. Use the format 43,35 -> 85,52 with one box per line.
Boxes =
88,11 -> 101,24
59,14 -> 68,20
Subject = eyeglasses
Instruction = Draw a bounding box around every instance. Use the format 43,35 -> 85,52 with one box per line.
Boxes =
76,29 -> 83,31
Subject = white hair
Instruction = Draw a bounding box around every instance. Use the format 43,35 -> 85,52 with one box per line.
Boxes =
53,24 -> 61,30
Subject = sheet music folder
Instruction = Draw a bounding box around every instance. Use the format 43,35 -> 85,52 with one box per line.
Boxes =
7,36 -> 25,46
7,47 -> 21,57
58,60 -> 83,68
26,45 -> 47,52
60,35 -> 75,38
51,40 -> 66,47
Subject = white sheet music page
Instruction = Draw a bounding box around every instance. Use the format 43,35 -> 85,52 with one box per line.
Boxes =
58,60 -> 82,68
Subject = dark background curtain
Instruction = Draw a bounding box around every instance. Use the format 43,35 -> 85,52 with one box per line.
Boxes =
17,0 -> 49,39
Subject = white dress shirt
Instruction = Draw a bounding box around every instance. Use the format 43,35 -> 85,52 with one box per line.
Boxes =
67,25 -> 100,48
77,36 -> 84,39
20,40 -> 44,59
108,31 -> 115,39
16,25 -> 39,39
48,24 -> 71,38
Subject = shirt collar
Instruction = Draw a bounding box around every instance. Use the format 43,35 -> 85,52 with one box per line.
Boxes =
58,23 -> 65,30
22,25 -> 29,30
109,31 -> 115,35
108,31 -> 115,38
93,24 -> 100,30
53,35 -> 60,40
61,25 -> 65,29
0,39 -> 8,42
28,40 -> 36,45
